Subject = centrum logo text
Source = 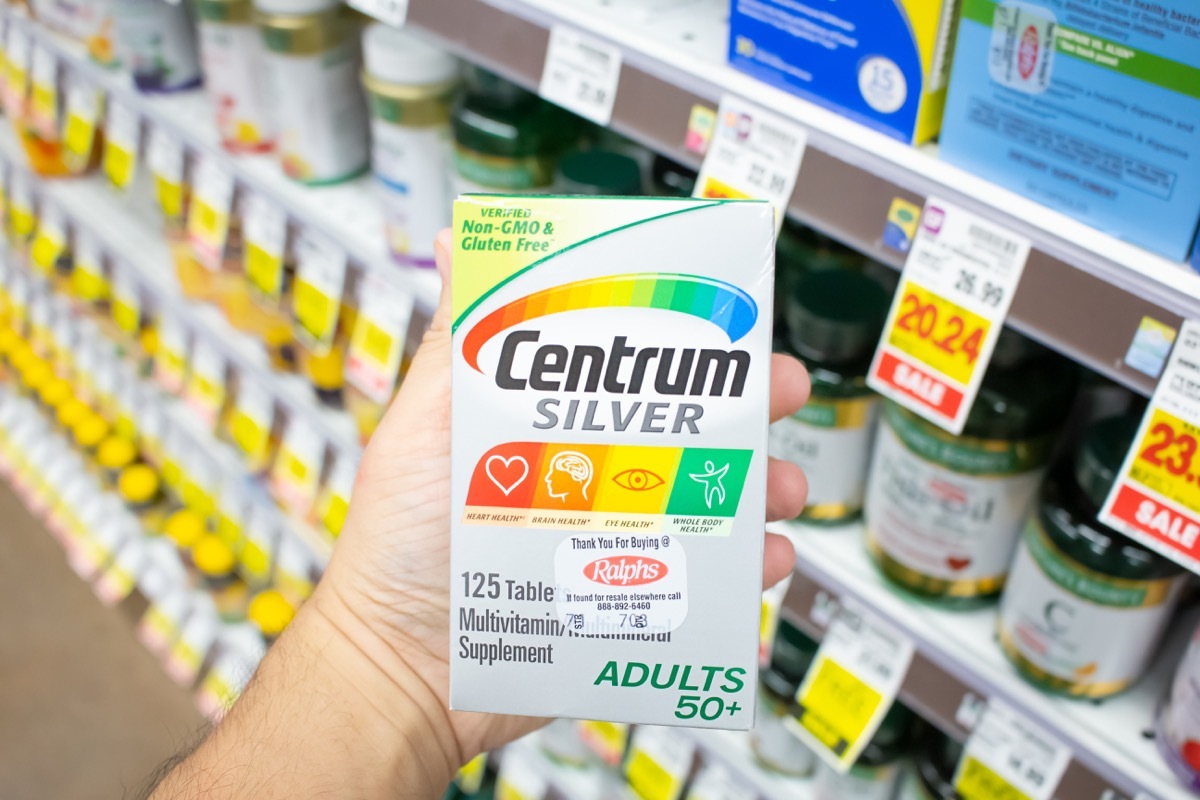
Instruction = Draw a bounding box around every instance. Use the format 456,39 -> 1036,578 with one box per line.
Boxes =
585,556 -> 668,586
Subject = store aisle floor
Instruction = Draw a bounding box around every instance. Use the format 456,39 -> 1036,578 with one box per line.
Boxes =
0,483 -> 203,800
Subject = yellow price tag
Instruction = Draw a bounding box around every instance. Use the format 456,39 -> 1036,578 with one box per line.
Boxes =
188,198 -> 229,263
1124,407 -> 1200,512
885,280 -> 989,387
30,230 -> 63,274
455,754 -> 488,794
955,756 -> 1030,800
698,176 -> 751,201
293,278 -> 337,347
231,409 -> 269,463
795,657 -> 882,753
72,233 -> 110,302
65,114 -> 94,161
319,491 -> 348,537
104,142 -> 135,190
244,192 -> 287,299
156,176 -> 183,220
578,720 -> 629,766
10,196 -> 34,240
30,82 -> 56,134
103,101 -> 140,191
245,242 -> 282,297
625,749 -> 682,800
112,297 -> 139,335
239,537 -> 271,583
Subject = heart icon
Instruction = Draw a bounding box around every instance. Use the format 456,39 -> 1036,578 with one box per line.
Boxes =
486,455 -> 529,497
946,556 -> 971,571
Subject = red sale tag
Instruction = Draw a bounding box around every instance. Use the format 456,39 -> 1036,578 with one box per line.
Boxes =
1102,320 -> 1200,572
868,198 -> 1030,434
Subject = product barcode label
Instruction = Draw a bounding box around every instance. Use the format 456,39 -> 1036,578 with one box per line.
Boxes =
243,191 -> 287,299
953,699 -> 1070,800
539,25 -> 622,126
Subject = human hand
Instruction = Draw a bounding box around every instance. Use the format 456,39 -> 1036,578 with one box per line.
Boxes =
310,229 -> 811,775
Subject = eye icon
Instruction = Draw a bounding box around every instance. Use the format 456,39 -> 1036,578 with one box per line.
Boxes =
612,468 -> 665,492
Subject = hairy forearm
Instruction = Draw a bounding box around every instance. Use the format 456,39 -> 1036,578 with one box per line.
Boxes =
147,596 -> 459,800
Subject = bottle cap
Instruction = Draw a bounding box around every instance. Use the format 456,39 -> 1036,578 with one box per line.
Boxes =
558,150 -> 642,196
193,534 -> 236,576
73,414 -> 110,449
21,360 -> 53,392
57,398 -> 90,429
786,270 -> 889,365
118,463 -> 161,505
248,588 -> 296,637
165,508 -> 207,548
362,23 -> 459,88
97,436 -> 138,471
253,0 -> 336,17
306,346 -> 345,392
1075,414 -> 1140,510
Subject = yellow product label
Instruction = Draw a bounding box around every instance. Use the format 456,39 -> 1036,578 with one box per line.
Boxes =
113,296 -> 139,335
230,409 -> 269,465
30,227 -> 64,275
886,279 -> 990,386
170,639 -> 203,674
187,198 -> 229,264
795,656 -> 882,757
30,82 -> 55,128
318,491 -> 349,537
103,141 -> 135,190
181,472 -> 216,517
579,720 -> 629,766
216,510 -> 244,550
625,749 -> 682,800
64,113 -> 96,163
245,242 -> 283,299
72,256 -> 110,302
239,538 -> 271,584
456,754 -> 488,793
954,755 -> 1030,800
293,278 -> 337,347
155,176 -> 183,220
10,200 -> 34,239
1126,407 -> 1200,513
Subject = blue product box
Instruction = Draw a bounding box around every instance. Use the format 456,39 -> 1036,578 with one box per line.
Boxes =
727,0 -> 960,144
939,0 -> 1200,262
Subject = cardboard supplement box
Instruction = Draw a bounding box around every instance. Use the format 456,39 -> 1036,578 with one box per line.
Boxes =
727,0 -> 961,144
939,0 -> 1200,262
449,195 -> 774,728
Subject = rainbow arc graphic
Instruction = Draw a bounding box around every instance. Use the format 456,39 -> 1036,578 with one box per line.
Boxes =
462,273 -> 758,372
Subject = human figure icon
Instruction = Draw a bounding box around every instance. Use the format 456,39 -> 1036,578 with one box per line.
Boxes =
689,459 -> 729,509
544,451 -> 594,502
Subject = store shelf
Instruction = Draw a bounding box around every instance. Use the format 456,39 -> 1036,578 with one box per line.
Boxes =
0,127 -> 344,562
0,10 -> 441,316
385,0 -> 1199,396
777,521 -> 1194,800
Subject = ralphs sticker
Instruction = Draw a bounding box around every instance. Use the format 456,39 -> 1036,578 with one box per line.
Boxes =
449,195 -> 773,729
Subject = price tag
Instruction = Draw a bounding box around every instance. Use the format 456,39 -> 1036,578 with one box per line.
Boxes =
187,153 -> 234,270
64,75 -> 101,171
455,753 -> 488,794
344,0 -> 408,28
624,726 -> 695,800
685,763 -> 756,800
184,339 -> 227,430
28,44 -> 57,140
228,372 -> 275,470
103,98 -> 140,191
137,384 -> 168,464
154,316 -> 190,394
693,94 -> 807,231
538,25 -> 622,126
867,198 -> 1030,434
953,699 -> 1071,800
1101,320 -> 1200,571
345,273 -> 413,404
243,191 -> 287,300
9,171 -> 35,240
292,230 -> 346,353
3,23 -> 29,116
577,720 -> 630,767
30,199 -> 66,276
148,126 -> 185,221
181,440 -> 221,516
271,418 -> 325,515
316,448 -> 357,537
215,476 -> 250,547
495,750 -> 547,800
111,263 -> 141,335
72,230 -> 109,302
787,598 -> 913,772
239,502 -> 280,585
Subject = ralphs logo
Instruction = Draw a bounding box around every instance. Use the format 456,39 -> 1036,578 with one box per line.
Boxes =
584,556 -> 668,586
458,272 -> 758,375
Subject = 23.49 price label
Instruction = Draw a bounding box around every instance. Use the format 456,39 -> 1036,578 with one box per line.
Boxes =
868,198 -> 1030,434
1102,320 -> 1200,572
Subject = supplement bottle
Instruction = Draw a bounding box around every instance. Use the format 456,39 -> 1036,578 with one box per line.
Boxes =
255,0 -> 369,185
650,154 -> 696,197
361,23 -> 459,268
750,619 -> 818,777
247,587 -> 295,643
194,0 -> 274,152
812,702 -> 915,800
451,67 -> 578,194
865,332 -> 1077,605
771,269 -> 887,524
1157,623 -> 1200,791
898,728 -> 961,800
112,0 -> 203,92
193,533 -> 249,621
556,149 -> 642,196
998,413 -> 1186,698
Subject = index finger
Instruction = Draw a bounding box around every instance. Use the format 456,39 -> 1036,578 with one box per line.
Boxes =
770,352 -> 810,423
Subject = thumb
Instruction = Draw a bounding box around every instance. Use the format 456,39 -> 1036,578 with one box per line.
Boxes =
427,229 -> 454,337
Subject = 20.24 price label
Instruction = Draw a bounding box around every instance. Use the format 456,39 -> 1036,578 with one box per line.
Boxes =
1103,320 -> 1200,572
868,198 -> 1030,434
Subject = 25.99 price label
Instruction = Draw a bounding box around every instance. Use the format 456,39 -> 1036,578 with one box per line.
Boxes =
1102,320 -> 1200,572
868,198 -> 1030,434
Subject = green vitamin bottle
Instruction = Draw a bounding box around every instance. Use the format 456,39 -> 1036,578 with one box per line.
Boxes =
998,413 -> 1186,698
864,331 -> 1077,606
556,149 -> 642,196
774,220 -> 866,328
771,269 -> 889,524
901,728 -> 963,800
750,619 -> 819,777
451,67 -> 580,194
